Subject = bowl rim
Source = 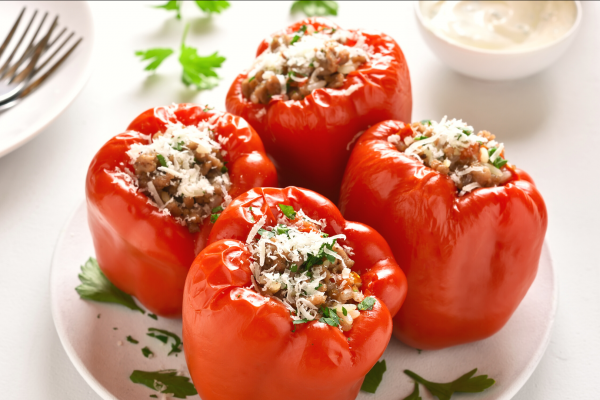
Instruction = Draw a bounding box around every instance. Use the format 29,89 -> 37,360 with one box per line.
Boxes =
414,0 -> 583,55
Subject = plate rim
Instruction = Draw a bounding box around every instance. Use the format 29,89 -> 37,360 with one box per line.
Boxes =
0,0 -> 95,159
51,200 -> 558,400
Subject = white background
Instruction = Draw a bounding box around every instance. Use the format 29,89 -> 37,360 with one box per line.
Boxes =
0,1 -> 598,399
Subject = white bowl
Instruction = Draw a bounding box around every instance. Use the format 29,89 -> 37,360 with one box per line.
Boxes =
414,1 -> 582,81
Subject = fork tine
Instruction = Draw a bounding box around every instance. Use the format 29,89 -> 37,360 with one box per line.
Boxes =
0,9 -> 38,78
19,37 -> 82,99
11,16 -> 58,84
0,7 -> 25,60
34,31 -> 74,74
3,12 -> 48,81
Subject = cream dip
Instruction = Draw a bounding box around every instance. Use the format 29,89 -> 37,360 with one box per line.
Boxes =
419,1 -> 578,51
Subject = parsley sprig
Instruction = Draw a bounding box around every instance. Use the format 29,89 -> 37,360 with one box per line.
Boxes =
147,328 -> 183,356
278,203 -> 297,220
154,1 -> 230,19
404,368 -> 495,400
75,257 -> 145,313
361,360 -> 387,393
130,370 -> 198,399
291,1 -> 339,17
403,382 -> 422,400
488,148 -> 509,169
135,25 -> 225,91
319,306 -> 340,327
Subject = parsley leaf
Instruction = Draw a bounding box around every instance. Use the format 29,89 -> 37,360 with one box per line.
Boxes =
357,296 -> 376,311
210,213 -> 219,224
291,1 -> 339,17
414,135 -> 429,141
278,204 -> 297,220
130,370 -> 198,398
403,382 -> 422,400
221,165 -> 228,173
420,119 -> 432,126
319,306 -> 340,327
293,318 -> 310,325
361,360 -> 386,393
141,347 -> 154,358
75,257 -> 145,314
403,368 -> 495,400
147,328 -> 183,355
493,157 -> 508,169
126,336 -> 139,344
195,1 -> 230,14
179,25 -> 226,91
154,1 -> 181,19
156,154 -> 168,167
211,206 -> 223,213
148,313 -> 158,320
290,24 -> 308,45
135,48 -> 174,71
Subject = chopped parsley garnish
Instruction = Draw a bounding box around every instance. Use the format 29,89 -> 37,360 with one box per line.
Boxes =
290,264 -> 298,272
290,1 -> 339,17
134,48 -> 174,71
212,206 -> 223,213
173,141 -> 185,151
147,328 -> 183,355
202,105 -> 214,112
293,318 -> 310,325
130,370 -> 198,398
141,347 -> 154,358
156,154 -> 168,167
180,25 -> 226,91
357,296 -> 376,311
148,313 -> 158,320
278,204 -> 297,220
248,76 -> 255,82
319,306 -> 340,327
403,368 -> 495,400
414,135 -> 428,141
126,336 -> 139,344
221,165 -> 228,173
75,257 -> 145,314
420,119 -> 432,126
361,360 -> 386,393
303,239 -> 337,269
402,382 -> 422,400
462,128 -> 473,136
342,307 -> 347,316
290,24 -> 308,45
492,157 -> 508,169
210,213 -> 220,223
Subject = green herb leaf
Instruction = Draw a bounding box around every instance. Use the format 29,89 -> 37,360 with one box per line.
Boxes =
319,306 -> 340,327
179,25 -> 226,91
403,382 -> 422,400
172,141 -> 185,151
211,206 -> 223,213
493,157 -> 508,169
357,296 -> 376,311
291,1 -> 338,17
135,48 -> 174,71
75,258 -> 145,313
293,318 -> 310,325
420,119 -> 432,126
414,135 -> 429,141
156,154 -> 168,167
403,368 -> 495,400
488,147 -> 497,157
154,1 -> 181,19
130,370 -> 198,398
195,1 -> 230,14
221,165 -> 228,173
361,360 -> 386,393
126,336 -> 139,344
142,347 -> 154,358
342,307 -> 348,316
290,264 -> 298,272
147,328 -> 183,355
278,204 -> 297,220
462,128 -> 473,136
148,313 -> 158,320
210,213 -> 219,223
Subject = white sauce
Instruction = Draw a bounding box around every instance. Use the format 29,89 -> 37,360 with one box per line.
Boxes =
420,1 -> 577,51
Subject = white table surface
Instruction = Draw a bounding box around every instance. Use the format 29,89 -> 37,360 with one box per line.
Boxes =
0,1 -> 598,399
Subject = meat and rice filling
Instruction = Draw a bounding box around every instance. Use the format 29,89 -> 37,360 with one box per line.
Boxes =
246,205 -> 375,331
388,117 -> 512,195
126,122 -> 232,233
242,24 -> 369,104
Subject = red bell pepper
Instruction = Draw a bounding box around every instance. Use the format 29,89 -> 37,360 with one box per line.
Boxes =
182,187 -> 407,400
225,18 -> 412,202
339,120 -> 548,350
86,104 -> 277,317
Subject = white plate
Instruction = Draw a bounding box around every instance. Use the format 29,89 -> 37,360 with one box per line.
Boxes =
0,1 -> 94,158
51,202 -> 557,400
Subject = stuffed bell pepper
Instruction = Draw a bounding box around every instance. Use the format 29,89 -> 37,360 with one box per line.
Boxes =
226,18 -> 412,202
86,104 -> 277,317
182,187 -> 407,400
339,118 -> 548,350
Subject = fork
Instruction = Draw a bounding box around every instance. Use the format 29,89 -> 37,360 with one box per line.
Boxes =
0,7 -> 82,112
